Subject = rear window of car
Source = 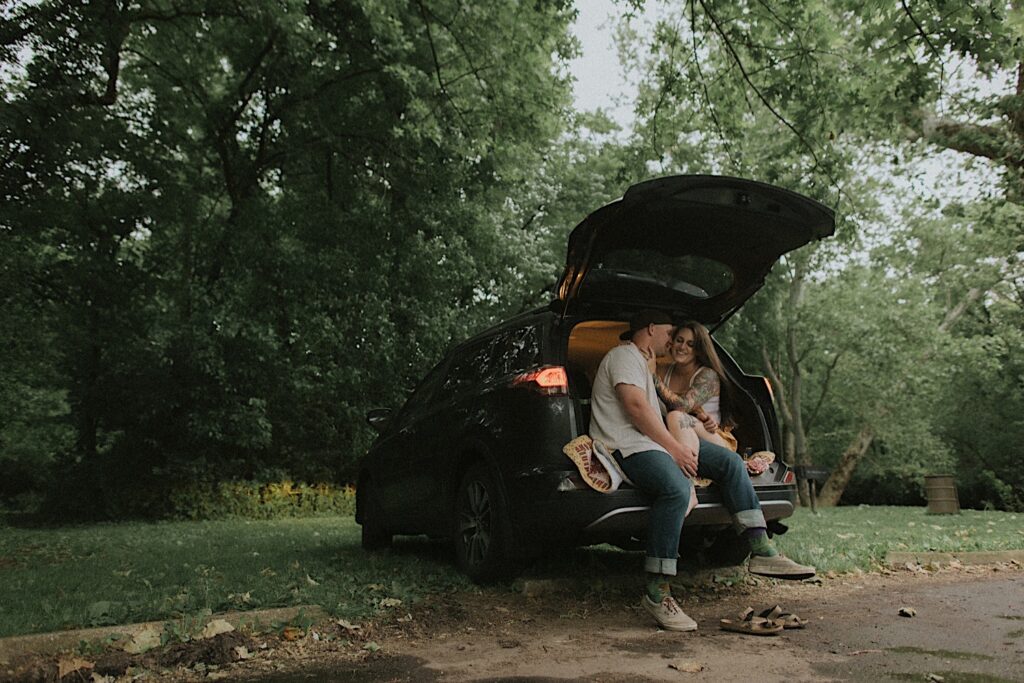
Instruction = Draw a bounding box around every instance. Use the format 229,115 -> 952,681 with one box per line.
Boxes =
442,324 -> 542,393
590,249 -> 733,299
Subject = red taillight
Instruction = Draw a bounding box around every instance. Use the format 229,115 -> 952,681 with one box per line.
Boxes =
513,366 -> 568,396
783,470 -> 795,484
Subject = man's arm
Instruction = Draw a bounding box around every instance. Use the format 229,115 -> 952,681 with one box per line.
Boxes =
616,383 -> 699,477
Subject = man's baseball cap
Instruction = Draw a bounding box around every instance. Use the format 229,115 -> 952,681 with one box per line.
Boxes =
619,309 -> 673,341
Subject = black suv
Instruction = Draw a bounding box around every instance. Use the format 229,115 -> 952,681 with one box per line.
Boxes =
357,176 -> 835,581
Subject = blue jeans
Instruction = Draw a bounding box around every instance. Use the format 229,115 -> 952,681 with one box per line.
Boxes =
615,441 -> 766,576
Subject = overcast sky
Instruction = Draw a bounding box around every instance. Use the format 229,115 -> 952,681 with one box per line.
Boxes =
568,1 -> 637,129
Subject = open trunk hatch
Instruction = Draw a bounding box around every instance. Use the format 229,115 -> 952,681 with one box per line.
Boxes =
556,175 -> 836,324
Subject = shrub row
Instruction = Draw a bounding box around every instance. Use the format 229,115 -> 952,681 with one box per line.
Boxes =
168,480 -> 356,520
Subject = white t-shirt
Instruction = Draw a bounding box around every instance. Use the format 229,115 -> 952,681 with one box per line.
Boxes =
589,343 -> 664,458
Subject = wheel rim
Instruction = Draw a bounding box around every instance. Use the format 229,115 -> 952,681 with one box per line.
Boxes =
458,479 -> 491,567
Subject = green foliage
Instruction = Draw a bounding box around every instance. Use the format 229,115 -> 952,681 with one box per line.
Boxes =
1,0 -> 590,514
168,481 -> 357,520
624,0 -> 1024,507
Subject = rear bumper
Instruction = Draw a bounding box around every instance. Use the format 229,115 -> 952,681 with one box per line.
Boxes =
510,473 -> 797,547
581,498 -> 794,542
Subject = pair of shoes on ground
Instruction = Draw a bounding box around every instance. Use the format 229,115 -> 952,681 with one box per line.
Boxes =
642,597 -> 808,634
719,605 -> 807,636
747,553 -> 816,580
642,595 -> 698,631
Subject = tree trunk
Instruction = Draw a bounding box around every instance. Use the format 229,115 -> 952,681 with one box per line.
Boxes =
817,424 -> 875,506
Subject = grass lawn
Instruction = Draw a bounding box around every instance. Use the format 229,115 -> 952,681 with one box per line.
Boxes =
778,505 -> 1024,573
0,516 -> 468,639
0,506 -> 1021,638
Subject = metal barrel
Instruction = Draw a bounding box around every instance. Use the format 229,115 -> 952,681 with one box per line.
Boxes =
924,474 -> 960,514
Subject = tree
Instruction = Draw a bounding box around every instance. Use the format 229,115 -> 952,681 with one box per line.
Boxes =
621,0 -> 1022,504
1,0 -> 582,517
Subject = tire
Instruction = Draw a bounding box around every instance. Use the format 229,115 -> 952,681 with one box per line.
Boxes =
453,462 -> 512,583
360,479 -> 392,551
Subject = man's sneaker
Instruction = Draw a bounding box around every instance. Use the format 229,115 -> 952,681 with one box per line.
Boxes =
748,554 -> 816,580
642,595 -> 698,631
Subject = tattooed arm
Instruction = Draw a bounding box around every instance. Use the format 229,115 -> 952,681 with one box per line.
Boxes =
654,368 -> 720,414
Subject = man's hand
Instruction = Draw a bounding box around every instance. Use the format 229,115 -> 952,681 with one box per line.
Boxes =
670,443 -> 699,478
699,413 -> 718,433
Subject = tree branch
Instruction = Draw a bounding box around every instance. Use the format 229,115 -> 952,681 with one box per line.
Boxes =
916,115 -> 1013,164
938,286 -> 982,333
689,0 -> 737,169
900,0 -> 944,87
414,0 -> 472,136
696,0 -> 839,188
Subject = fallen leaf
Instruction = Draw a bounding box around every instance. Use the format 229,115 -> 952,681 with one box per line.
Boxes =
898,607 -> 917,618
91,673 -> 113,683
123,625 -> 162,654
58,656 -> 94,678
200,619 -> 235,639
378,597 -> 403,608
668,660 -> 704,672
363,641 -> 380,652
926,674 -> 944,682
234,645 -> 251,660
305,574 -> 320,587
336,619 -> 362,634
281,626 -> 303,641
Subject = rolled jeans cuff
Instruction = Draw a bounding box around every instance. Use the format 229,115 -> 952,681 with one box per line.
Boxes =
732,509 -> 766,534
645,556 -> 677,576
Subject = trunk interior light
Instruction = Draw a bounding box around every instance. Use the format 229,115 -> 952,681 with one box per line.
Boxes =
763,376 -> 775,402
514,366 -> 569,395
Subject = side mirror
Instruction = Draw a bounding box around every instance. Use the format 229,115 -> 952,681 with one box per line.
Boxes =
366,408 -> 392,434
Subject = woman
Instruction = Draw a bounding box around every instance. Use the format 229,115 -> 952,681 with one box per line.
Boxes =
654,322 -> 763,475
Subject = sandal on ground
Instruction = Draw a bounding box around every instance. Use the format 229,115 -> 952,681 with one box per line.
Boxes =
758,604 -> 808,629
719,607 -> 784,636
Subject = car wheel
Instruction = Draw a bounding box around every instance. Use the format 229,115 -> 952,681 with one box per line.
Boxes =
453,463 -> 511,583
360,479 -> 392,551
704,529 -> 751,567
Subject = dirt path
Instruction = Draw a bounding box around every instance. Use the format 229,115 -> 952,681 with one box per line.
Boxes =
235,563 -> 1023,683
7,562 -> 1021,682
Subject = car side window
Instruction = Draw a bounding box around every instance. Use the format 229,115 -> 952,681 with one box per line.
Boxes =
399,361 -> 448,424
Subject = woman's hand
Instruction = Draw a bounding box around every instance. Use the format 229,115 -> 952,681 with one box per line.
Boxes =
699,413 -> 718,433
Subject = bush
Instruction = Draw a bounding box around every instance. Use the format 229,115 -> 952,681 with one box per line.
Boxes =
167,480 -> 356,520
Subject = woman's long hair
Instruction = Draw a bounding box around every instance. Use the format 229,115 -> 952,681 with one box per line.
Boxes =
672,320 -> 736,429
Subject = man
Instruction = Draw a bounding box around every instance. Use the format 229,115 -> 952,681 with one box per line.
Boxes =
589,309 -> 814,631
